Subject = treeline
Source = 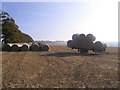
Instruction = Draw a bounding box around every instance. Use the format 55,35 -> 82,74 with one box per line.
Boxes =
1,11 -> 34,44
36,40 -> 67,45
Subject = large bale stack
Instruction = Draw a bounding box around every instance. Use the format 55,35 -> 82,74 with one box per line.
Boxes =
69,33 -> 95,50
67,33 -> 107,53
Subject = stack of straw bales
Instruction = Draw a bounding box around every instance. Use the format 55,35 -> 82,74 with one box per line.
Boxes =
93,41 -> 107,52
67,33 -> 107,52
67,33 -> 95,50
2,42 -> 50,51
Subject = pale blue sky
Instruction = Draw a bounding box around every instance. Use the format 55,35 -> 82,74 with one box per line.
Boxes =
2,1 -> 118,42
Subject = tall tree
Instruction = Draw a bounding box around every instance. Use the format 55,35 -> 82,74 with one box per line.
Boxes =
22,33 -> 34,43
0,11 -> 34,43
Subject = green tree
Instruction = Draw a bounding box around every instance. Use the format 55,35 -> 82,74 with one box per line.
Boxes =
0,11 -> 34,43
22,33 -> 34,43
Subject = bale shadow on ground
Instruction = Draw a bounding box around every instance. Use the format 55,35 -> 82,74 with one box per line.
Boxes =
40,52 -> 100,57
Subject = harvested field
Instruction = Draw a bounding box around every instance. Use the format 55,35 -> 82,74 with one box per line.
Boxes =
1,45 -> 119,88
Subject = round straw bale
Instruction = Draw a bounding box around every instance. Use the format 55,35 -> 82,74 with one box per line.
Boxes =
38,43 -> 43,51
86,34 -> 96,41
67,40 -> 75,48
30,44 -> 39,51
72,34 -> 85,48
11,44 -> 20,51
20,44 -> 29,51
78,34 -> 86,40
2,44 -> 11,51
94,41 -> 104,51
72,34 -> 80,40
42,44 -> 49,51
102,43 -> 107,51
38,42 -> 43,47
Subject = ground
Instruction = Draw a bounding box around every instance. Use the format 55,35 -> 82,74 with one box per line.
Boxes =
1,45 -> 119,88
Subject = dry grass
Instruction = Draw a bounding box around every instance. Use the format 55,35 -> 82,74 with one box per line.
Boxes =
2,45 -> 118,88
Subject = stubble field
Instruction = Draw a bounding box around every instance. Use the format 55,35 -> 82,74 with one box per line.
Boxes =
1,45 -> 119,88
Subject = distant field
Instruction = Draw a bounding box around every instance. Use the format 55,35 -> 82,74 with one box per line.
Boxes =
1,45 -> 118,88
